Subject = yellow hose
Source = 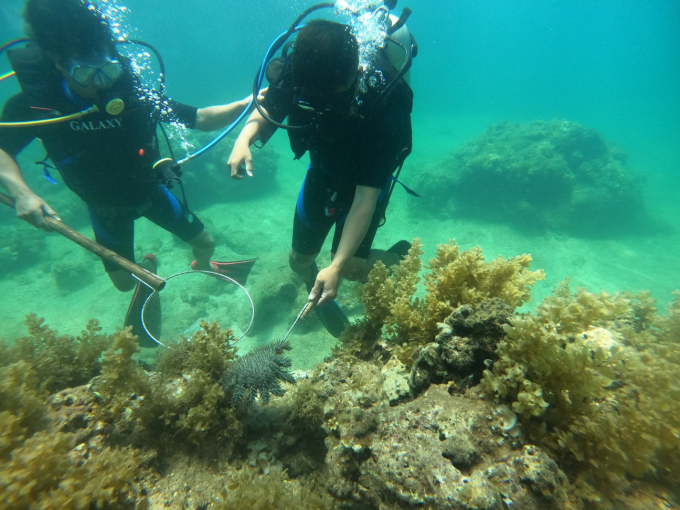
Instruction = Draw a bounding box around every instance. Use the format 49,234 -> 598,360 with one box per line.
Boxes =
0,71 -> 15,83
0,104 -> 99,127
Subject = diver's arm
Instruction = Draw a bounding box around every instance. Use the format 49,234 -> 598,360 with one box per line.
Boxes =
227,108 -> 269,179
0,148 -> 60,231
310,185 -> 380,306
194,98 -> 250,132
194,89 -> 267,132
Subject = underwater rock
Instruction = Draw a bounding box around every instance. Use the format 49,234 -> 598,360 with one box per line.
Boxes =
51,257 -> 94,294
484,446 -> 569,510
320,369 -> 523,509
581,326 -> 622,357
512,445 -> 569,504
46,386 -> 100,444
414,119 -> 648,236
411,300 -> 513,393
381,357 -> 412,406
310,354 -> 577,510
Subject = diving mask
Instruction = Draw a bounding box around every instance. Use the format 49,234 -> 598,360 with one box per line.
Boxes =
67,54 -> 123,89
294,82 -> 357,119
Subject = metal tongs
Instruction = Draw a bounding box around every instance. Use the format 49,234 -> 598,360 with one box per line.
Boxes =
283,302 -> 314,341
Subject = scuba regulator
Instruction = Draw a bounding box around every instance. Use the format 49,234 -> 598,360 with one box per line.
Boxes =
153,158 -> 182,189
153,157 -> 194,223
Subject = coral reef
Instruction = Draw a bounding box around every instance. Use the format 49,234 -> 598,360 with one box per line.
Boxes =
223,339 -> 297,407
2,252 -> 678,509
414,120 -> 648,235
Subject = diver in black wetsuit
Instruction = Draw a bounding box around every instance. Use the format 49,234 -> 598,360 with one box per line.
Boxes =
0,0 -> 257,284
228,19 -> 414,337
0,0 -> 257,345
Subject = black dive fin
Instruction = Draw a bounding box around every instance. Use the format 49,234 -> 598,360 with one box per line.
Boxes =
306,262 -> 350,338
124,280 -> 160,348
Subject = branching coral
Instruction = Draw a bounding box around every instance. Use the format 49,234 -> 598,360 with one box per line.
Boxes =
362,238 -> 544,355
223,339 -> 296,407
481,282 -> 680,505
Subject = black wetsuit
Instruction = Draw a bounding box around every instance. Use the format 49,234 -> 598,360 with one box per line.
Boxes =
259,52 -> 413,258
0,52 -> 204,270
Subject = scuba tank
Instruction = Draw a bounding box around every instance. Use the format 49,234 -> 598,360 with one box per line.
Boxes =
385,13 -> 414,84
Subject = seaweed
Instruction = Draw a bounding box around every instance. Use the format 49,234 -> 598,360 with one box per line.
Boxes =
361,238 -> 544,360
0,361 -> 47,461
0,324 -> 145,508
334,317 -> 384,361
212,467 -> 337,509
1,430 -> 143,509
481,282 -> 680,505
96,321 -> 242,444
0,315 -> 110,393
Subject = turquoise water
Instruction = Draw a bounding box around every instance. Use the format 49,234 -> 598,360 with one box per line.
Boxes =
0,0 -> 679,368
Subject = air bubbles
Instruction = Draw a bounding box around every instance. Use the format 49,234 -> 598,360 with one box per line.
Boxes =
334,0 -> 389,93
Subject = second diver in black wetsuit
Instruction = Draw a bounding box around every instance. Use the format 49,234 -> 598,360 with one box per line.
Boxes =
228,19 -> 415,337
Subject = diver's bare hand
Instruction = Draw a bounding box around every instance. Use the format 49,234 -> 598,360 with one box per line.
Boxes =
239,87 -> 268,107
227,141 -> 253,179
309,265 -> 341,307
15,193 -> 60,231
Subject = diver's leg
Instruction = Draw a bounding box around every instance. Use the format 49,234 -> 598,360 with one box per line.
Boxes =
290,166 -> 333,286
88,205 -> 138,291
108,269 -> 137,291
143,184 -> 208,267
289,249 -> 320,286
108,254 -> 157,290
187,230 -> 214,270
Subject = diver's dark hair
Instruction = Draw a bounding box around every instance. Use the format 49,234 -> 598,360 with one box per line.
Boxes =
24,0 -> 117,61
292,20 -> 359,93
